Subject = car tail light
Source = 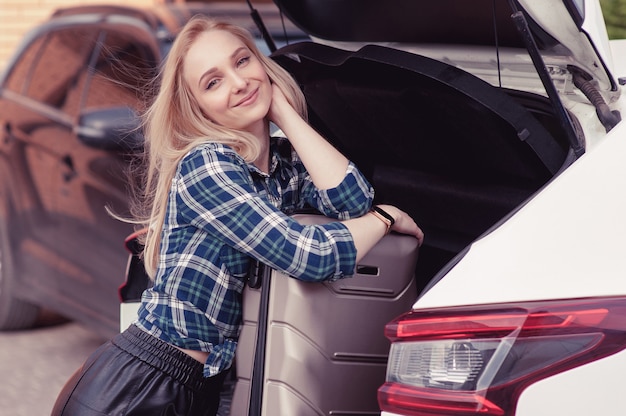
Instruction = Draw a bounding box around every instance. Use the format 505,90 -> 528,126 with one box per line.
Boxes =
379,297 -> 626,416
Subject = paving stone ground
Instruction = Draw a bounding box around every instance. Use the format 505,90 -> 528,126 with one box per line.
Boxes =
0,311 -> 235,416
0,312 -> 105,416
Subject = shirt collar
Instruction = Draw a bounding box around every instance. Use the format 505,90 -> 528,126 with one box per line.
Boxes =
247,137 -> 294,178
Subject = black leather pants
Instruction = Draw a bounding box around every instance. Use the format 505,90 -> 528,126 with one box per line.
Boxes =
51,324 -> 227,416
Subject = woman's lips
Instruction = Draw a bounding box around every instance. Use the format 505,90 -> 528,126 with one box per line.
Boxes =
235,88 -> 259,107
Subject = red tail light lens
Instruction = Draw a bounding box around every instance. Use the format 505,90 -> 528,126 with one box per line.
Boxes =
379,297 -> 626,415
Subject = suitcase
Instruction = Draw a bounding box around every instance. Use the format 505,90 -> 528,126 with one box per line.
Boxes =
230,213 -> 419,415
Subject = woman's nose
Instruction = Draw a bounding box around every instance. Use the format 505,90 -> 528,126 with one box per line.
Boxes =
231,72 -> 248,92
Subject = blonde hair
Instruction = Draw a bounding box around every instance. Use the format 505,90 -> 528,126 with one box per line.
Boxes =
135,16 -> 307,278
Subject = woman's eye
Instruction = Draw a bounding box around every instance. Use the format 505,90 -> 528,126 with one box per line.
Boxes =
206,79 -> 219,90
237,56 -> 250,67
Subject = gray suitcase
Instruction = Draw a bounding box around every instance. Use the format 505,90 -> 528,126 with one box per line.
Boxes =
230,213 -> 419,415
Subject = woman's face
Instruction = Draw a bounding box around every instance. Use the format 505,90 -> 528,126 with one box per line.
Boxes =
183,29 -> 272,133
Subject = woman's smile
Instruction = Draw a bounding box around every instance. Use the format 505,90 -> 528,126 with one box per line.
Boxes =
234,87 -> 259,107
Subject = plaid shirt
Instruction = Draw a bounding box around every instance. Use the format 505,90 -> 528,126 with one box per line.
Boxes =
136,137 -> 374,377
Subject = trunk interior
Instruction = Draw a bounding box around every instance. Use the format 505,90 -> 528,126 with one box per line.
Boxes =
272,41 -> 572,293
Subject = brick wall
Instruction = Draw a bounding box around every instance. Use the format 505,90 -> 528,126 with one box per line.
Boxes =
0,0 -> 156,71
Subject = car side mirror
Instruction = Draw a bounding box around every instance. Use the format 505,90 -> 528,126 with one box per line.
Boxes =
76,106 -> 143,152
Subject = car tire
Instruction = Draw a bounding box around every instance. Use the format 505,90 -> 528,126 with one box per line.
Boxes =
0,208 -> 40,330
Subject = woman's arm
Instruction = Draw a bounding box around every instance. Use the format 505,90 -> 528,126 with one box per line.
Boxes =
268,85 -> 424,260
177,145 -> 357,281
268,85 -> 349,190
179,145 -> 422,279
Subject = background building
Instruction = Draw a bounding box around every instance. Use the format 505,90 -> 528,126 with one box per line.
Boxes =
1,0 -> 154,69
1,0 -> 268,70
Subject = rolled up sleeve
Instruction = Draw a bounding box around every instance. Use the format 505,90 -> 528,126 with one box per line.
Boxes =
310,161 -> 375,220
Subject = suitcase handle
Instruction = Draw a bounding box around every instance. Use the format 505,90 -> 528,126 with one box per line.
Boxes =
248,262 -> 271,416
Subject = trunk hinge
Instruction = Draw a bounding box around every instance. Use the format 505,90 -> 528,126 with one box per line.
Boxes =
569,66 -> 621,132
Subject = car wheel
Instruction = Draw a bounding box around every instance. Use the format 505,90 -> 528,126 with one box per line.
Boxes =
0,211 -> 40,330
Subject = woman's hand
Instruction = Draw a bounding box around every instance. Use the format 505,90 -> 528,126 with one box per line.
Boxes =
344,204 -> 424,263
267,84 -> 296,129
377,204 -> 425,246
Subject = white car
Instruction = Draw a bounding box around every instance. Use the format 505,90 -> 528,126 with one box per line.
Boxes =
373,2 -> 626,416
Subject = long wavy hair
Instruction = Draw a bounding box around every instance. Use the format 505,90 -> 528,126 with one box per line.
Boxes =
135,16 -> 307,278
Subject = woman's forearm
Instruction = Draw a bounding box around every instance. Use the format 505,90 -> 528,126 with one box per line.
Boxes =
279,112 -> 349,189
269,85 -> 349,190
343,204 -> 424,262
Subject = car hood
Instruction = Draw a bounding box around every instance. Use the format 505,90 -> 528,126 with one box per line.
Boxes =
272,0 -> 618,95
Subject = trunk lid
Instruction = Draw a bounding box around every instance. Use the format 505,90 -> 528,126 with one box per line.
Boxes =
272,0 -> 617,91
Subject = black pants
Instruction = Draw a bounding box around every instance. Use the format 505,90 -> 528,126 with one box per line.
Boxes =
51,324 -> 227,416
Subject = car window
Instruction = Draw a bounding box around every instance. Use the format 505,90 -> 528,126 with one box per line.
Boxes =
81,29 -> 156,114
3,36 -> 42,93
5,27 -> 98,116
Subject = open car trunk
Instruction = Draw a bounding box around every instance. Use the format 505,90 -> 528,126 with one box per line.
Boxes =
229,40 -> 573,415
271,41 -> 572,291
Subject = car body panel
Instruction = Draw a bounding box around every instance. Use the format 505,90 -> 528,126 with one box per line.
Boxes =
515,347 -> 626,416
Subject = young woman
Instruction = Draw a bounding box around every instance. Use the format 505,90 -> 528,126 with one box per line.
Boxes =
52,16 -> 423,416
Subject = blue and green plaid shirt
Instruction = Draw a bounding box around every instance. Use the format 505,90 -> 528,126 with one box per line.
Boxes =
136,137 -> 374,377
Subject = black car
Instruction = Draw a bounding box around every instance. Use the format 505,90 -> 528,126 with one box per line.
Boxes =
0,1 -> 306,339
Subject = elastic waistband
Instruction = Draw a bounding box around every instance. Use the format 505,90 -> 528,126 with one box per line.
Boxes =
113,324 -> 224,392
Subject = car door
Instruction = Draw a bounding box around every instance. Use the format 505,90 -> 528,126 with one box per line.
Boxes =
0,19 -> 158,337
0,24 -> 101,319
49,23 -> 158,337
